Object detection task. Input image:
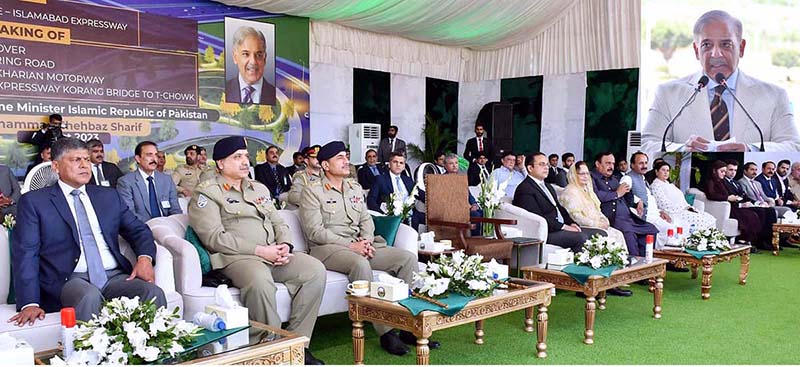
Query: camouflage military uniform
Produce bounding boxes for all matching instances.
[189,175,325,339]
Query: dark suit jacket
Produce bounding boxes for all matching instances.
[225,77,276,105]
[367,172,416,212]
[30,128,63,152]
[723,178,752,205]
[755,173,785,200]
[377,137,407,164]
[254,163,292,198]
[591,170,637,226]
[357,164,383,191]
[87,161,124,188]
[12,184,156,312]
[467,163,493,186]
[0,164,20,215]
[463,136,494,163]
[513,176,574,232]
[545,166,567,187]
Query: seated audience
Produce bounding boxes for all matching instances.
[739,162,790,216]
[467,152,492,186]
[545,153,566,187]
[785,162,800,204]
[0,164,20,217]
[367,152,424,229]
[116,141,183,223]
[723,160,776,251]
[558,161,626,246]
[491,151,526,197]
[300,141,436,356]
[612,158,628,180]
[172,145,203,198]
[287,145,322,207]
[649,160,716,234]
[156,150,168,174]
[10,138,165,325]
[189,136,326,365]
[756,161,792,207]
[705,160,764,251]
[254,145,293,199]
[628,152,672,249]
[26,145,52,177]
[86,139,123,188]
[443,153,482,235]
[357,149,382,191]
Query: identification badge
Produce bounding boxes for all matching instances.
[161,200,171,209]
[100,180,110,187]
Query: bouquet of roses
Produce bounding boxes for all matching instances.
[383,184,419,222]
[412,250,497,298]
[683,227,730,252]
[574,234,630,269]
[67,297,201,365]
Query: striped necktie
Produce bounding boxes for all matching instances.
[711,85,730,141]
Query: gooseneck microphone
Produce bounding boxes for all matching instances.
[714,73,764,152]
[661,75,709,152]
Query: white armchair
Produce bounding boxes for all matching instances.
[494,197,562,269]
[687,188,739,237]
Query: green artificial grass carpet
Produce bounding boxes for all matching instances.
[308,249,800,364]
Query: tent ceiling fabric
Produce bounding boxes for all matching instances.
[218,0,579,50]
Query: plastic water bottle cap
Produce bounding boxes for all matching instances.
[215,319,226,331]
[667,229,674,237]
[61,307,76,327]
[677,227,683,234]
[646,234,654,244]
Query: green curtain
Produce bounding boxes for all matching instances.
[425,77,459,153]
[583,68,639,162]
[353,68,391,133]
[500,76,543,154]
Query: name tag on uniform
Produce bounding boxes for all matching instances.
[161,200,171,209]
[100,180,110,187]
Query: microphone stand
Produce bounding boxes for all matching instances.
[661,88,703,152]
[719,82,765,152]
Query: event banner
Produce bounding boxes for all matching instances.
[0,0,310,177]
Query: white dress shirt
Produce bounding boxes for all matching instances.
[389,172,407,199]
[58,180,119,272]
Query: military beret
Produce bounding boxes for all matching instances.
[303,145,320,158]
[213,136,248,161]
[184,144,201,155]
[317,141,347,162]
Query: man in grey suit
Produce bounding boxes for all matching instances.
[377,125,407,165]
[739,161,789,217]
[0,164,20,216]
[117,141,182,223]
[642,10,800,152]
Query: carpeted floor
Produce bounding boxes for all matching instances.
[307,248,799,364]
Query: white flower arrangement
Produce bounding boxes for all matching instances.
[412,250,497,298]
[574,234,630,269]
[683,228,730,252]
[2,213,14,230]
[476,170,510,236]
[68,296,200,365]
[383,184,419,222]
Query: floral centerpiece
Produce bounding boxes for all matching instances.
[2,213,14,231]
[682,228,730,252]
[476,170,510,237]
[382,184,419,224]
[411,250,496,298]
[574,234,630,269]
[67,296,201,365]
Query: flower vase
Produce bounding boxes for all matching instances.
[482,207,495,238]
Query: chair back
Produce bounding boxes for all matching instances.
[425,174,469,242]
[22,162,57,194]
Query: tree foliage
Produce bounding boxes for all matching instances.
[772,49,800,68]
[406,115,456,163]
[651,21,692,62]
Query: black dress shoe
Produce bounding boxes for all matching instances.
[635,279,650,286]
[781,242,799,249]
[398,330,441,349]
[666,263,689,272]
[606,287,632,297]
[304,349,325,365]
[749,246,760,254]
[380,331,410,356]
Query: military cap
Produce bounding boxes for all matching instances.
[213,136,248,161]
[184,144,201,155]
[303,145,320,158]
[317,141,347,162]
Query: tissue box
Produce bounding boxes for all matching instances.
[0,337,33,365]
[547,249,574,266]
[488,260,509,280]
[370,282,408,302]
[419,241,445,252]
[205,304,249,329]
[501,227,523,238]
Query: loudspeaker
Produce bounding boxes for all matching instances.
[477,102,513,158]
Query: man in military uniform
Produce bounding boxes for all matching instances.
[172,145,203,198]
[287,145,321,207]
[299,141,439,356]
[190,136,326,365]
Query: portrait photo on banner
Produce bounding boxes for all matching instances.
[224,17,276,106]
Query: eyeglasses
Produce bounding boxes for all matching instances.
[533,162,548,167]
[577,172,590,176]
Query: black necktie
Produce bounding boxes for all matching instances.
[272,166,282,194]
[147,176,161,218]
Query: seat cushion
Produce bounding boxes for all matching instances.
[464,238,513,261]
[185,226,212,275]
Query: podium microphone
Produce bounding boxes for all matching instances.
[661,75,709,152]
[714,73,764,152]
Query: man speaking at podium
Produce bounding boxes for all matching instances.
[642,10,799,152]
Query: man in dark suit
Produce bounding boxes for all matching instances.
[86,139,123,188]
[464,123,494,164]
[10,138,165,325]
[225,26,275,105]
[287,151,305,177]
[467,153,492,186]
[545,153,567,187]
[357,149,383,191]
[377,125,407,165]
[755,161,789,206]
[0,164,21,217]
[116,141,183,223]
[254,145,292,199]
[592,152,658,259]
[367,152,423,229]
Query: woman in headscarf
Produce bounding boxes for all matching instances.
[558,161,626,246]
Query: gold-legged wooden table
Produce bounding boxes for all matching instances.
[35,321,307,365]
[772,223,800,255]
[654,245,750,300]
[348,279,553,365]
[521,258,666,345]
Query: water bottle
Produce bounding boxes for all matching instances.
[645,234,654,263]
[193,312,226,332]
[666,228,675,247]
[61,307,76,359]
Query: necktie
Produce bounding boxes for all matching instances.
[70,190,108,288]
[243,86,255,104]
[539,182,564,223]
[96,164,105,184]
[147,176,161,218]
[477,137,483,152]
[711,85,730,141]
[750,180,764,201]
[370,166,378,176]
[480,165,488,177]
[395,176,407,200]
[390,139,395,153]
[271,166,282,194]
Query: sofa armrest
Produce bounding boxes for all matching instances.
[153,244,176,294]
[393,223,418,256]
[697,199,732,231]
[496,202,548,243]
[149,228,203,294]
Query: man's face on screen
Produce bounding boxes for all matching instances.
[693,19,745,79]
[233,35,266,86]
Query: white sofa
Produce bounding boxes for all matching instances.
[494,197,562,268]
[687,188,740,238]
[0,230,183,352]
[147,212,419,322]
